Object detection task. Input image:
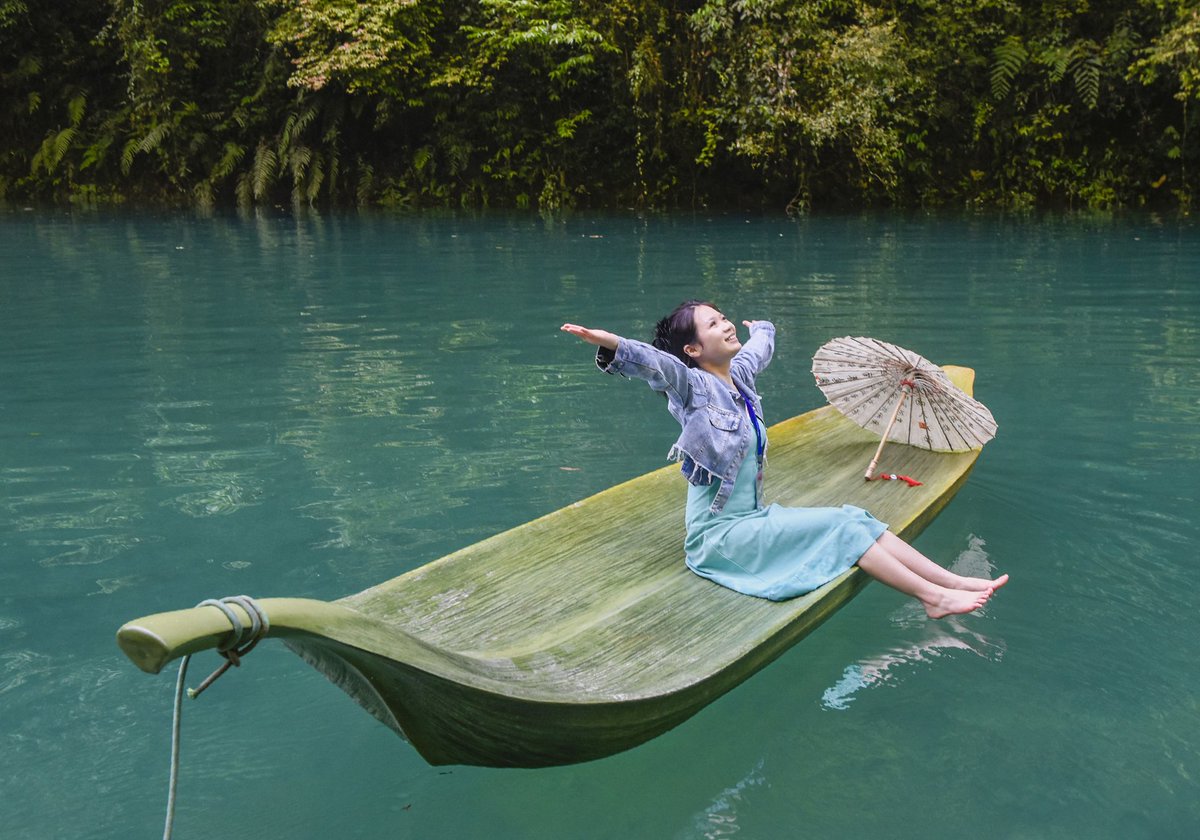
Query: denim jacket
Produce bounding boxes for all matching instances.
[596,321,776,514]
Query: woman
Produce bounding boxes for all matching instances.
[561,300,1007,618]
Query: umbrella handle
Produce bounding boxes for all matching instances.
[865,385,911,480]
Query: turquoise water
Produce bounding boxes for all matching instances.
[2,210,1198,838]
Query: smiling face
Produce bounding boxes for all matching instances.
[684,305,741,368]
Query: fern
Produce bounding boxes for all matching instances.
[356,161,375,206]
[210,142,245,182]
[447,140,471,176]
[193,180,215,209]
[136,122,172,155]
[993,36,1101,108]
[304,154,324,205]
[120,137,140,175]
[1042,45,1071,84]
[320,118,341,199]
[252,141,277,200]
[279,112,298,151]
[413,146,433,173]
[991,36,1028,100]
[327,149,340,199]
[276,105,318,161]
[49,127,76,171]
[67,92,87,127]
[289,144,313,185]
[294,105,318,141]
[1069,42,1101,109]
[32,126,76,174]
[81,137,112,172]
[29,138,47,175]
[235,172,253,206]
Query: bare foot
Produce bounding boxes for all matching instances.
[953,572,1009,592]
[923,587,991,619]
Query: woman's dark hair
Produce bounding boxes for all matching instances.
[652,299,714,368]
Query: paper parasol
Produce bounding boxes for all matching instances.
[811,336,998,481]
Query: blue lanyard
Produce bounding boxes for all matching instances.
[736,385,765,463]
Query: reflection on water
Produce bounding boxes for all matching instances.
[822,536,1006,711]
[3,482,152,568]
[679,759,767,840]
[87,575,144,596]
[0,649,54,697]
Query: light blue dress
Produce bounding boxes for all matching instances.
[684,410,888,601]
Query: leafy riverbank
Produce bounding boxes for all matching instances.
[3,0,1197,211]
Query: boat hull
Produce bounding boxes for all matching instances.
[284,568,878,767]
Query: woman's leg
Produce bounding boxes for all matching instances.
[857,541,992,619]
[876,531,1009,592]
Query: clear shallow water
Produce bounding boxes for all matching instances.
[1,210,1198,838]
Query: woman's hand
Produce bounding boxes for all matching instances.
[742,319,766,330]
[560,323,619,350]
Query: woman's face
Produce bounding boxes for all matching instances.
[685,305,741,366]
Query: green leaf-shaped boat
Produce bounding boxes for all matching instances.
[117,367,985,768]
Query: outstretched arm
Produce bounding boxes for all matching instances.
[561,322,692,404]
[560,323,618,350]
[731,319,775,385]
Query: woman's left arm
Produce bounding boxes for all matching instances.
[731,320,775,384]
[560,323,618,351]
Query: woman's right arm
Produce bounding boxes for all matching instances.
[560,323,691,403]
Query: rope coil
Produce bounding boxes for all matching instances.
[163,595,269,840]
[187,595,271,698]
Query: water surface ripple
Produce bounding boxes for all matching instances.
[1,211,1197,838]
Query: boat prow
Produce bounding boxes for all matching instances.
[117,366,986,768]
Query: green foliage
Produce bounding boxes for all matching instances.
[961,0,1200,207]
[1131,4,1200,101]
[683,0,922,205]
[462,0,616,85]
[1,0,1198,208]
[265,0,440,97]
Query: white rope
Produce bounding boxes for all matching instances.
[164,653,189,840]
[163,596,270,840]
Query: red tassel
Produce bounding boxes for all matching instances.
[871,473,923,487]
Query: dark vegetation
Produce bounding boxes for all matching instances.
[3,0,1197,211]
